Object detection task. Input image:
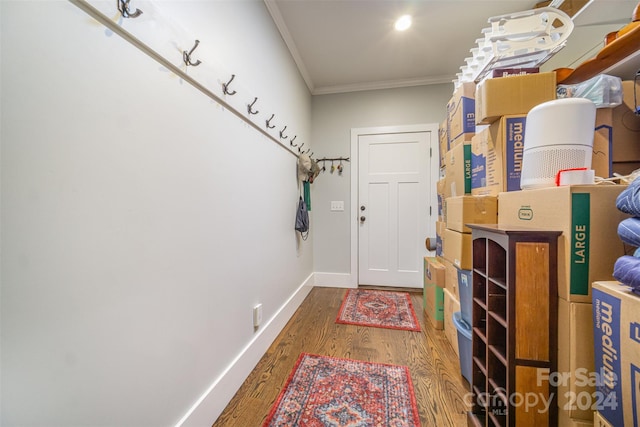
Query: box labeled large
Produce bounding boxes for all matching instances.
[471,115,527,196]
[447,82,476,147]
[444,142,471,197]
[592,281,640,427]
[498,185,629,302]
[557,298,596,421]
[423,257,446,330]
[442,228,472,270]
[445,195,498,233]
[475,72,556,125]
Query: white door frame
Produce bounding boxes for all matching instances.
[350,123,440,288]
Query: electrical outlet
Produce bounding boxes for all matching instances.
[330,201,344,211]
[253,304,263,328]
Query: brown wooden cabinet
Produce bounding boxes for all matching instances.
[467,225,561,427]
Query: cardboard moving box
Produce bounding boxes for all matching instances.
[592,281,640,427]
[498,185,629,302]
[436,220,445,258]
[475,72,556,125]
[471,115,527,196]
[447,82,476,147]
[558,298,596,421]
[441,257,460,300]
[444,142,471,197]
[442,228,472,270]
[437,178,447,221]
[445,195,498,233]
[592,80,640,178]
[439,120,448,167]
[593,108,613,179]
[423,257,446,330]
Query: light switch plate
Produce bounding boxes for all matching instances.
[330,201,344,211]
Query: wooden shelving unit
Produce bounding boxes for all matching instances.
[467,225,561,427]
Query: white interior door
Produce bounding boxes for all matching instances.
[358,131,430,288]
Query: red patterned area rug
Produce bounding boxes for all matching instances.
[263,353,421,427]
[336,289,421,332]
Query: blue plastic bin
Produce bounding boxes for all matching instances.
[453,311,472,384]
[457,268,473,326]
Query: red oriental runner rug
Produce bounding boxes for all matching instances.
[336,289,421,332]
[263,353,421,426]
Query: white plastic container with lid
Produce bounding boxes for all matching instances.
[520,98,596,190]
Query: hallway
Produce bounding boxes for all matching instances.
[213,286,470,426]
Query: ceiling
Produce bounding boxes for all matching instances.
[264,0,638,95]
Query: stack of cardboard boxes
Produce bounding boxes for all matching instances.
[471,72,556,196]
[435,82,474,356]
[429,71,639,426]
[435,74,558,358]
[499,184,629,426]
[494,77,637,427]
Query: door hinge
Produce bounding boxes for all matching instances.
[430,147,432,158]
[429,206,432,216]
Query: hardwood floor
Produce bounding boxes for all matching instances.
[212,286,470,426]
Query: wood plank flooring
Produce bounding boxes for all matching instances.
[212,286,470,426]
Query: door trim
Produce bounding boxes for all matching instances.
[350,124,440,288]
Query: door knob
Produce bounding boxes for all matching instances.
[360,216,366,222]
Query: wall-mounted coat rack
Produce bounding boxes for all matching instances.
[69,0,305,160]
[315,157,349,175]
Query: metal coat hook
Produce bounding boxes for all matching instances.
[247,97,259,115]
[266,114,275,129]
[297,143,305,153]
[304,148,311,154]
[223,74,237,95]
[290,135,298,147]
[118,0,143,18]
[279,126,288,140]
[183,40,202,67]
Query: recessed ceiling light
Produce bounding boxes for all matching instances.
[394,14,412,31]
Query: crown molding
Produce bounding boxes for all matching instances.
[263,0,315,93]
[311,75,455,95]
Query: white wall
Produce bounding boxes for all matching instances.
[0,1,312,426]
[310,85,452,281]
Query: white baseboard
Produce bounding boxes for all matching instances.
[313,272,356,288]
[177,274,314,427]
